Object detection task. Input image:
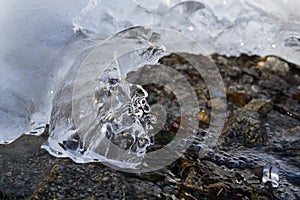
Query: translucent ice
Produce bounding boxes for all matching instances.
[0,0,87,143]
[42,25,217,171]
[262,164,280,188]
[43,36,167,168]
[74,0,300,64]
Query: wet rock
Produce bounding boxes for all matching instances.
[239,99,272,115]
[214,55,228,66]
[289,126,300,135]
[227,91,250,106]
[35,163,127,199]
[175,157,262,199]
[251,85,260,93]
[123,178,162,198]
[0,134,55,198]
[258,74,289,94]
[242,74,254,84]
[5,172,12,177]
[257,56,290,76]
[227,66,242,77]
[224,112,268,147]
[286,171,300,187]
[242,68,260,79]
[34,160,163,199]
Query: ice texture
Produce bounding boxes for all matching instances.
[42,25,212,171]
[262,164,280,188]
[73,0,300,64]
[42,31,169,168]
[1,0,300,167]
[0,0,88,143]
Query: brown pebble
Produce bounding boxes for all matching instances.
[198,109,210,124]
[227,91,250,106]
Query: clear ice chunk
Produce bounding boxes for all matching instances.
[0,0,86,144]
[1,0,300,172]
[41,27,172,169]
[73,0,300,65]
[42,25,216,171]
[262,164,280,188]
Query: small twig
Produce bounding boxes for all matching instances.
[273,104,300,121]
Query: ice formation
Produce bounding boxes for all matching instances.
[262,164,280,188]
[72,0,300,64]
[0,0,87,143]
[1,0,300,168]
